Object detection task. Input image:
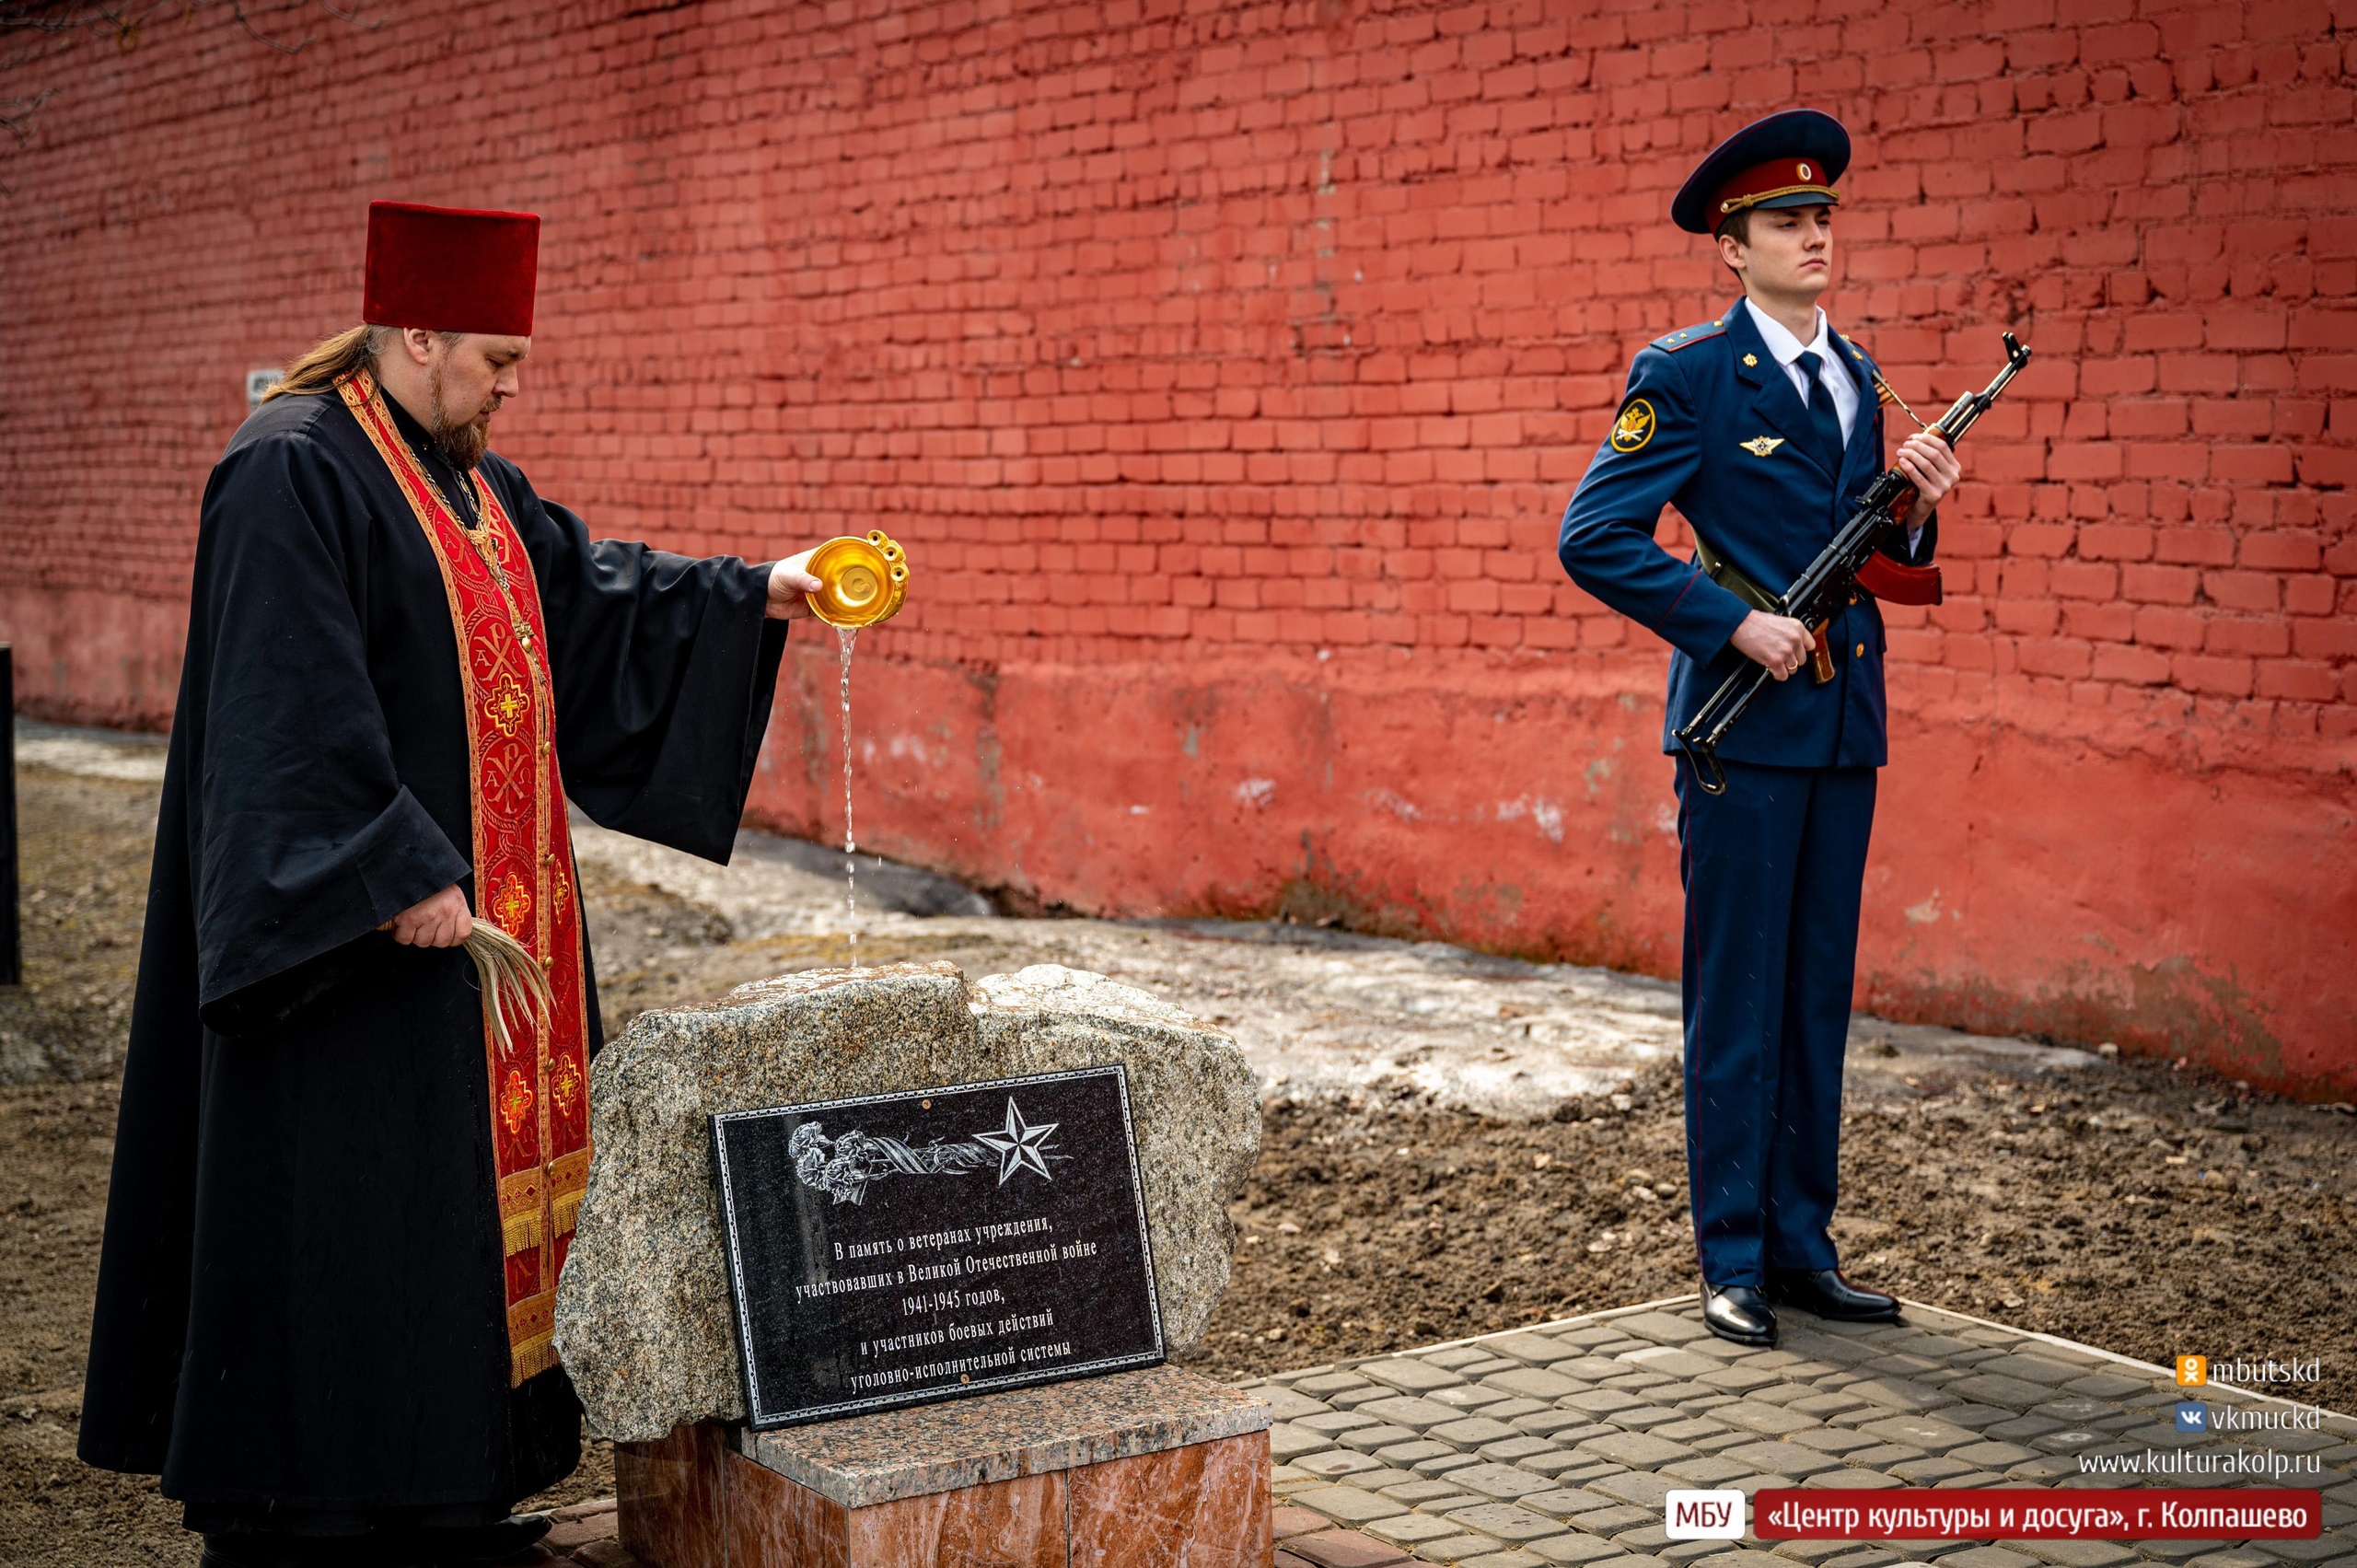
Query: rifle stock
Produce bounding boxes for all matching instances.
[1673,331,2034,796]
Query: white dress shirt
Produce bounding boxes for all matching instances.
[1742,296,1923,549]
[1745,297,1858,444]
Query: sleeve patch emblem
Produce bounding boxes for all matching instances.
[1610,399,1656,453]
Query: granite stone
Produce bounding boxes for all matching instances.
[556,961,1260,1439]
[968,964,1263,1348]
[1066,1434,1273,1566]
[714,1423,1270,1567]
[738,1364,1268,1507]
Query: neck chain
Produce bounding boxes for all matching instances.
[396,424,506,589]
[368,373,481,529]
[406,436,482,530]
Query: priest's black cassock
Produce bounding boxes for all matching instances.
[78,384,786,1519]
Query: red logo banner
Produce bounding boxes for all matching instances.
[1754,1489,2321,1541]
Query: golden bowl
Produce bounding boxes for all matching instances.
[803,529,910,628]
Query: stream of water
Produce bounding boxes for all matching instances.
[838,625,859,969]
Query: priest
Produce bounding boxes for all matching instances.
[78,201,829,1568]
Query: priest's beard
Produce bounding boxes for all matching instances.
[427,365,498,470]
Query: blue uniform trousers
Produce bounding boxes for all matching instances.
[1674,756,1876,1286]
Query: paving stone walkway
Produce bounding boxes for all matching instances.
[515,1295,2350,1568]
[1248,1295,2357,1568]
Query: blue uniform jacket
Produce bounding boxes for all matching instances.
[1557,301,1936,769]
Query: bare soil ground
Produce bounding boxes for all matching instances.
[4,757,2351,1565]
[1207,1069,2356,1411]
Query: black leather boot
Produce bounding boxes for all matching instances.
[1766,1266,1900,1322]
[1701,1283,1777,1345]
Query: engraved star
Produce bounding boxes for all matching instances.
[972,1099,1059,1186]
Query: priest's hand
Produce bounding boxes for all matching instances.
[389,884,473,947]
[766,552,825,620]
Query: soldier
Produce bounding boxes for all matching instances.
[1556,110,1961,1346]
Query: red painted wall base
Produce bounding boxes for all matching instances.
[6,587,2346,1098]
[752,640,2355,1101]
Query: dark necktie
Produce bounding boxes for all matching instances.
[1796,350,1846,473]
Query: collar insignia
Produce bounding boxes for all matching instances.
[1739,436,1786,457]
[1742,353,1759,367]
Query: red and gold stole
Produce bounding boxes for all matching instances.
[339,371,592,1386]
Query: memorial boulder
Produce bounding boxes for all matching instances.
[553,961,1260,1444]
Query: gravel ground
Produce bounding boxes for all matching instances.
[3,735,2351,1566]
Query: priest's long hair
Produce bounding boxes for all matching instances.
[263,323,460,402]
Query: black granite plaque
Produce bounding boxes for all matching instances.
[711,1066,1165,1429]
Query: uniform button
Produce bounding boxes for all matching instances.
[1855,643,1866,657]
[1848,593,1858,605]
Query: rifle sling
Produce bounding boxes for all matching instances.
[1694,534,1836,683]
[1692,535,1781,614]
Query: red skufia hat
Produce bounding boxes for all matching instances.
[363,200,540,336]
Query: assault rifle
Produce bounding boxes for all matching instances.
[1673,331,2034,796]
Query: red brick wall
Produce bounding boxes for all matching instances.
[3,0,2352,1093]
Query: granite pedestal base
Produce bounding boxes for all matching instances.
[616,1365,1273,1568]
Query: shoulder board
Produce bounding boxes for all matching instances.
[1650,320,1726,354]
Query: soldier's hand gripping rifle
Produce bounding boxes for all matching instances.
[1672,331,2035,796]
